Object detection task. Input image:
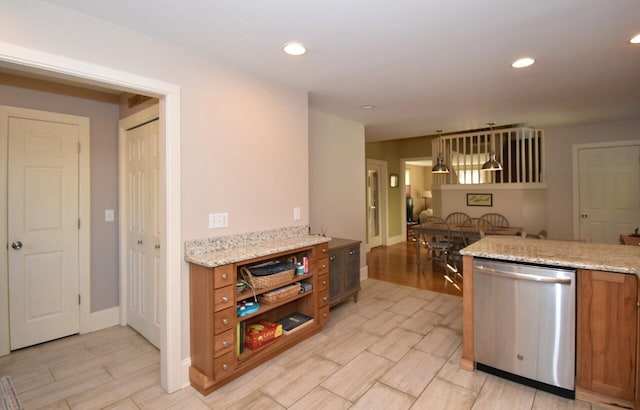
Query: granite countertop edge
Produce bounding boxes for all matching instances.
[460,236,640,277]
[186,235,331,268]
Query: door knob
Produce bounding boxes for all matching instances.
[581,213,588,219]
[11,241,22,250]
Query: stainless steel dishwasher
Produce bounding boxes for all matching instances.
[473,258,576,398]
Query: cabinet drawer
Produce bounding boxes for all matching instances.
[316,243,329,257]
[315,257,329,275]
[213,351,235,381]
[213,286,234,312]
[317,273,329,293]
[214,307,235,334]
[318,288,330,308]
[318,305,330,326]
[213,329,235,357]
[213,265,234,289]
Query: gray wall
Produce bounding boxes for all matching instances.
[0,73,120,312]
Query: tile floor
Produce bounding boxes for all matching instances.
[0,279,609,409]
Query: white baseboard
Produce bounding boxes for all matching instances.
[360,265,368,281]
[181,357,191,389]
[386,235,404,246]
[88,306,120,333]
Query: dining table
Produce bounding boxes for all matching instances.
[413,223,523,266]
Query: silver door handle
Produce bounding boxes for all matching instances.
[11,241,22,250]
[581,213,588,219]
[475,266,572,285]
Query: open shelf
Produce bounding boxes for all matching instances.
[237,272,313,301]
[236,289,313,322]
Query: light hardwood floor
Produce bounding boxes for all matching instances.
[1,276,603,409]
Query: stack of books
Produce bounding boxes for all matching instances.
[276,312,314,335]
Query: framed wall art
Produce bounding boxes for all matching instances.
[467,193,493,207]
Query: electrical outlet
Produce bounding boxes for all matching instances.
[209,213,229,229]
[105,209,114,222]
[293,207,301,221]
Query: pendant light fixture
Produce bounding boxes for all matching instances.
[432,130,450,174]
[481,122,503,172]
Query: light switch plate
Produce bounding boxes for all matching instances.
[293,207,301,221]
[209,213,229,229]
[105,209,114,222]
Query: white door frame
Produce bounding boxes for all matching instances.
[117,105,160,330]
[572,139,640,241]
[0,105,90,353]
[0,42,183,393]
[366,159,388,251]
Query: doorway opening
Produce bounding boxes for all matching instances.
[0,44,183,393]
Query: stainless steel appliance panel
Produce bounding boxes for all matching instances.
[473,258,576,391]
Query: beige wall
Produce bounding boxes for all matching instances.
[437,186,547,235]
[1,0,310,359]
[0,73,120,313]
[544,118,640,240]
[309,108,366,269]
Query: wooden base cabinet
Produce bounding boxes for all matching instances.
[577,269,638,407]
[328,238,361,307]
[188,242,329,395]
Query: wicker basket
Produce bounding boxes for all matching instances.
[258,283,301,304]
[240,266,294,290]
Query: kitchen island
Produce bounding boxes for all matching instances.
[460,236,640,409]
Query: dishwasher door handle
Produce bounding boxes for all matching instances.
[475,266,572,285]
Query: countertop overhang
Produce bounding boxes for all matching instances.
[460,236,640,277]
[184,226,331,268]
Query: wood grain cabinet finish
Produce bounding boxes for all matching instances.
[577,269,638,404]
[328,238,361,307]
[188,242,328,395]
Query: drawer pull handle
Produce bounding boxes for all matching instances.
[323,297,328,302]
[322,280,327,285]
[222,364,228,370]
[222,340,229,347]
[322,248,327,253]
[221,296,229,303]
[221,273,228,280]
[323,313,328,318]
[322,264,327,269]
[222,319,229,325]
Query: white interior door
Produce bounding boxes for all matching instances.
[8,116,80,350]
[367,163,383,248]
[125,118,161,348]
[578,144,640,244]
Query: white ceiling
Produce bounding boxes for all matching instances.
[44,0,640,141]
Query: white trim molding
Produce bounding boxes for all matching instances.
[89,307,121,332]
[0,41,184,393]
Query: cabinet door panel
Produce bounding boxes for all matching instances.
[345,246,360,292]
[328,251,343,300]
[577,270,637,401]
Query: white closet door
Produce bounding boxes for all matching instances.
[8,116,80,349]
[126,119,160,348]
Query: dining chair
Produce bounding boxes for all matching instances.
[480,213,509,227]
[419,219,453,271]
[445,212,471,225]
[465,217,496,236]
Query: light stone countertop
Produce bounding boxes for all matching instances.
[185,226,331,268]
[460,236,640,277]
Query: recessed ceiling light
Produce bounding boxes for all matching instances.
[282,42,306,56]
[512,57,536,68]
[360,105,376,110]
[630,34,640,44]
